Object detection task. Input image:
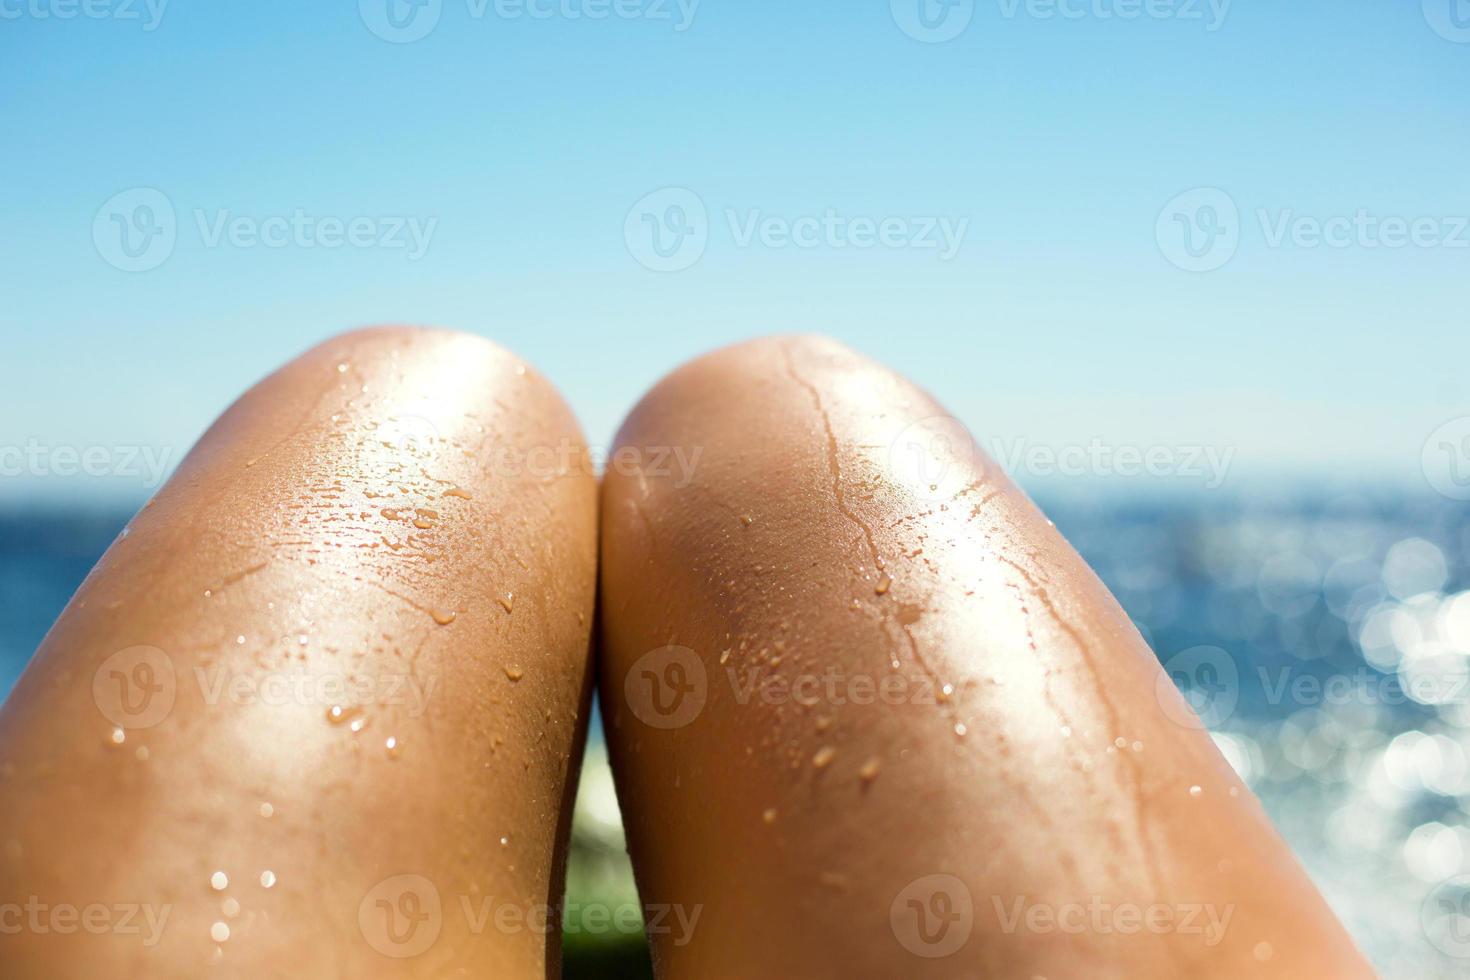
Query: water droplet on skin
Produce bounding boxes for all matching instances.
[498,594,515,614]
[260,870,276,888]
[954,722,968,737]
[762,808,778,825]
[259,802,273,818]
[859,758,882,784]
[431,609,456,626]
[504,666,524,682]
[349,717,367,733]
[385,736,399,758]
[297,634,309,647]
[812,747,836,769]
[327,705,363,725]
[1060,725,1072,737]
[211,922,230,942]
[1114,737,1127,749]
[499,836,509,847]
[443,487,472,500]
[874,574,891,596]
[235,635,245,645]
[1189,785,1203,797]
[222,897,240,917]
[337,362,349,374]
[110,728,126,746]
[1131,741,1143,752]
[740,514,754,526]
[210,871,228,891]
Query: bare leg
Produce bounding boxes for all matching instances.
[597,336,1373,978]
[0,327,597,977]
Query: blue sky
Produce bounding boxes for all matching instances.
[2,0,1467,503]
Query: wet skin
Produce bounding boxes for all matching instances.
[597,336,1375,979]
[0,327,598,978]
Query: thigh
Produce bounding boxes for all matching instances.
[0,327,597,978]
[597,335,1372,978]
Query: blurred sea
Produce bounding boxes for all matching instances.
[2,489,1467,978]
